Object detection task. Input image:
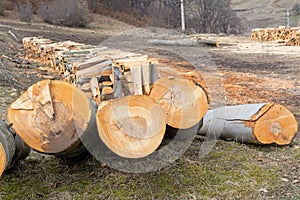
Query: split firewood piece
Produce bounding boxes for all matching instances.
[90,77,101,104]
[7,80,97,157]
[0,121,30,176]
[198,103,298,145]
[141,63,150,95]
[149,63,159,86]
[120,76,131,96]
[149,77,209,129]
[113,66,123,99]
[101,87,114,101]
[76,60,112,79]
[130,65,143,95]
[96,95,166,158]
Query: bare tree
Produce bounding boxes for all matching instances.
[186,0,244,34]
[37,0,89,27]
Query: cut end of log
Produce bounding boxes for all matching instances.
[0,143,6,176]
[8,80,92,154]
[149,78,209,129]
[96,95,166,158]
[252,104,298,145]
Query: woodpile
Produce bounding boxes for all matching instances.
[251,27,300,46]
[6,37,209,160]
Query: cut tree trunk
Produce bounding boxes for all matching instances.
[149,77,209,129]
[0,122,15,176]
[7,80,97,158]
[198,103,298,145]
[0,121,31,176]
[96,95,166,158]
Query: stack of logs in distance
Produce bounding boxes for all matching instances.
[251,27,300,46]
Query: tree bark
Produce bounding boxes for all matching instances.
[0,121,31,176]
[147,39,220,47]
[198,103,298,145]
[0,122,15,176]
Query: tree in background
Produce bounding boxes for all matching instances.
[292,3,300,15]
[186,0,244,34]
[89,0,244,34]
[146,0,181,28]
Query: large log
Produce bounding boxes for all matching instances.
[7,80,97,158]
[96,95,166,158]
[149,77,209,129]
[198,103,298,145]
[0,121,30,176]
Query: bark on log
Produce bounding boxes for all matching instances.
[0,122,15,176]
[0,121,30,176]
[149,77,209,129]
[198,103,298,145]
[147,39,220,47]
[113,66,123,99]
[7,80,97,158]
[96,95,166,158]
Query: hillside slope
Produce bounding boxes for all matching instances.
[231,0,300,29]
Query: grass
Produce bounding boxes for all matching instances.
[0,140,298,199]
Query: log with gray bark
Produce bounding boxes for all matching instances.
[147,39,220,47]
[198,103,298,145]
[0,121,30,176]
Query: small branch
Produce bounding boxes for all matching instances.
[8,31,19,42]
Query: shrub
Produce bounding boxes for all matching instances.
[87,0,101,12]
[0,1,9,16]
[292,3,300,15]
[37,0,89,27]
[15,3,33,22]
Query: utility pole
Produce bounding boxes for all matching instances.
[181,0,186,33]
[286,9,290,28]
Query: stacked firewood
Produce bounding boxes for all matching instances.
[251,27,300,46]
[21,37,162,103]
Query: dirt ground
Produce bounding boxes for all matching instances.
[0,15,299,200]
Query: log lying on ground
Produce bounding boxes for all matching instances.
[149,77,209,129]
[0,121,30,176]
[96,95,166,158]
[198,103,298,145]
[147,39,220,47]
[7,80,97,158]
